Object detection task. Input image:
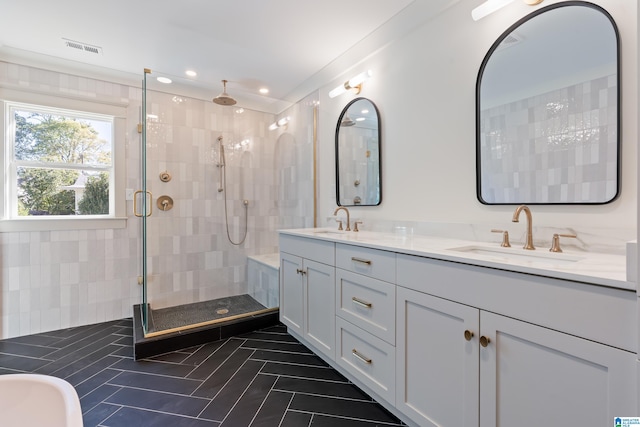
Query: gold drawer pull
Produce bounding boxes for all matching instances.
[352,297,372,308]
[351,257,372,265]
[352,349,372,364]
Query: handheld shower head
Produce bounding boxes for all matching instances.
[213,80,237,106]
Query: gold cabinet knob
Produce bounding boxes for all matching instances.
[480,336,490,347]
[464,330,474,341]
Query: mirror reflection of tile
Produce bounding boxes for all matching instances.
[480,75,617,203]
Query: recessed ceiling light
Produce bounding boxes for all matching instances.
[157,77,172,84]
[259,88,269,95]
[185,70,197,77]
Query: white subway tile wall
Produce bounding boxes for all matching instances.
[480,75,618,203]
[0,61,316,338]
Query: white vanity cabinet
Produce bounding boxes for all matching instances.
[280,235,336,360]
[334,244,397,403]
[279,230,637,427]
[396,254,637,427]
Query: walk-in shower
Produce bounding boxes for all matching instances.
[136,70,282,341]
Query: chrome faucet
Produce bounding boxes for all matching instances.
[334,206,351,231]
[512,205,535,250]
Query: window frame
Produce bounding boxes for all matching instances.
[0,89,127,232]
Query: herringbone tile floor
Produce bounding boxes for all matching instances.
[0,319,405,426]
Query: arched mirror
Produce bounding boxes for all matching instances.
[477,2,619,204]
[336,98,381,206]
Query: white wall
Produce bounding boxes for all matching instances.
[317,0,637,235]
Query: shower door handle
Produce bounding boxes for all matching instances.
[133,190,153,217]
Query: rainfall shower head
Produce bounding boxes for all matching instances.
[340,114,356,127]
[213,80,237,106]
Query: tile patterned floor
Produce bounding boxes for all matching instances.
[0,319,405,426]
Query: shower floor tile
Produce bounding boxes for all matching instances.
[149,294,269,333]
[0,320,407,427]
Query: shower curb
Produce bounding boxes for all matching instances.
[132,304,280,360]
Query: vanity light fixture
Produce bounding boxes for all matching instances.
[329,70,372,98]
[269,116,290,131]
[472,0,543,21]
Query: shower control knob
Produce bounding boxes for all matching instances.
[156,195,174,211]
[159,171,172,182]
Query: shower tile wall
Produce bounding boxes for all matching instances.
[480,75,617,203]
[338,127,378,205]
[0,61,315,338]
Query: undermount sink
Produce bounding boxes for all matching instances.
[449,245,584,265]
[311,229,380,240]
[312,229,347,236]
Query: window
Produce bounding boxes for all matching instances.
[8,102,113,217]
[0,91,127,232]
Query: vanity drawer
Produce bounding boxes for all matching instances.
[336,269,395,345]
[280,234,335,265]
[336,243,395,283]
[336,317,395,404]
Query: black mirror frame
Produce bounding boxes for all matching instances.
[475,1,621,205]
[335,97,382,207]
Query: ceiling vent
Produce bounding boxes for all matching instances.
[63,38,103,55]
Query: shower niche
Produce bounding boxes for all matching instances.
[133,69,294,358]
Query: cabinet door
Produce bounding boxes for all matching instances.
[280,253,303,336]
[480,311,637,427]
[396,287,479,427]
[304,259,336,359]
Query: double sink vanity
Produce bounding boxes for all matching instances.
[278,215,636,426]
[310,2,632,424]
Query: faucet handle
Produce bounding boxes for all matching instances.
[491,229,511,247]
[354,221,363,232]
[549,233,577,253]
[337,220,343,231]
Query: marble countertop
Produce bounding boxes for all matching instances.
[279,228,634,291]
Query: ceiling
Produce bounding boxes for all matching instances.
[0,0,456,113]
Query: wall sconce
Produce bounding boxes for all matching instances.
[269,116,290,131]
[472,0,542,21]
[329,70,373,98]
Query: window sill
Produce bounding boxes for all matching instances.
[0,217,127,232]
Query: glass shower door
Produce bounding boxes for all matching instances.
[139,69,150,334]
